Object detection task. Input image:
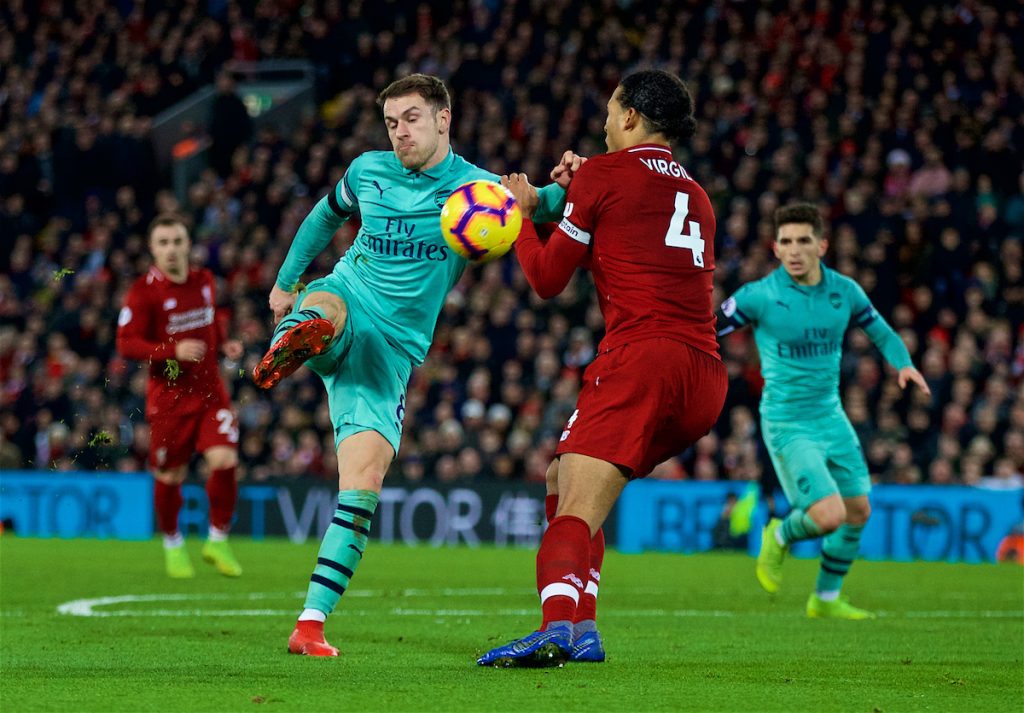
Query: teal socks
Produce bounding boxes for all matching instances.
[272,305,327,345]
[815,523,865,594]
[303,490,380,616]
[778,508,824,545]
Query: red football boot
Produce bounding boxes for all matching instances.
[287,620,339,657]
[253,318,335,389]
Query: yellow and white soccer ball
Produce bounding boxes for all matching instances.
[439,179,523,262]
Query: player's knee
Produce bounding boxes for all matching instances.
[339,464,387,492]
[153,468,186,485]
[204,447,238,471]
[846,501,871,526]
[812,502,846,534]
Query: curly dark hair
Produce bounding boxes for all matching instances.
[617,70,697,143]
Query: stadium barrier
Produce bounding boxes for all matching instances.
[7,472,1018,562]
[617,480,1024,564]
[0,471,153,539]
[0,473,622,547]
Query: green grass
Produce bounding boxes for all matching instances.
[1,538,1022,713]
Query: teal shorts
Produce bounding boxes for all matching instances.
[760,412,871,511]
[296,275,412,457]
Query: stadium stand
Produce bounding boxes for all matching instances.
[0,0,1020,489]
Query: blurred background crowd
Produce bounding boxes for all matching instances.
[1,0,1022,490]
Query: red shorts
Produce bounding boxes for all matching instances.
[555,338,727,478]
[149,402,239,470]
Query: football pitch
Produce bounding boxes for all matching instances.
[1,538,1021,713]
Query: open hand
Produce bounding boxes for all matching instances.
[898,366,931,396]
[500,173,539,219]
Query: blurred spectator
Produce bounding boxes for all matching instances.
[1,0,1019,490]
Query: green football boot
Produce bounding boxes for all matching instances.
[806,594,876,620]
[164,543,195,579]
[202,540,242,577]
[756,518,787,594]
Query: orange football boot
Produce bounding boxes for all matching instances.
[287,620,339,657]
[253,318,335,389]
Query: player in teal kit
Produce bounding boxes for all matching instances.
[717,203,930,619]
[252,74,580,656]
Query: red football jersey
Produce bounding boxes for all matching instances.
[530,144,719,356]
[116,266,230,419]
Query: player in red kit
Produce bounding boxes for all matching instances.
[116,215,244,579]
[478,70,727,667]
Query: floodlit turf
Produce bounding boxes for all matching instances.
[1,538,1021,713]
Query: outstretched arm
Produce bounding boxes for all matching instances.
[859,308,931,396]
[271,178,357,321]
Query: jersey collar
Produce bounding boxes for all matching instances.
[625,143,674,155]
[403,148,455,180]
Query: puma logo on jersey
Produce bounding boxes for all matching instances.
[372,180,393,199]
[775,300,790,310]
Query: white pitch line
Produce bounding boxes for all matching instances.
[51,591,1024,620]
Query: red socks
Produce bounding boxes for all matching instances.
[154,480,183,535]
[545,493,558,521]
[576,528,604,622]
[544,493,604,625]
[536,515,591,629]
[206,466,238,531]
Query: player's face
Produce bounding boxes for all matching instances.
[383,93,451,172]
[773,223,828,284]
[149,224,191,280]
[603,87,625,152]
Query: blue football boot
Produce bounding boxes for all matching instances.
[570,629,606,662]
[477,624,572,668]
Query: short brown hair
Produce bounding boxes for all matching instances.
[147,213,189,239]
[377,74,451,112]
[773,203,824,237]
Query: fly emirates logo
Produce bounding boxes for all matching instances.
[166,306,214,334]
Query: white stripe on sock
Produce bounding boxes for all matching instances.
[540,582,580,605]
[816,590,840,601]
[585,581,599,597]
[207,525,228,542]
[298,608,327,622]
[163,533,184,548]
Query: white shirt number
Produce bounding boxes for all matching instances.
[663,191,705,267]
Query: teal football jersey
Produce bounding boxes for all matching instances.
[722,265,912,421]
[277,149,566,364]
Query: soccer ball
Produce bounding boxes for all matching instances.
[439,180,523,262]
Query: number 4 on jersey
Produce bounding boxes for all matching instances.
[664,192,705,267]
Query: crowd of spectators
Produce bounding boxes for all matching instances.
[1,0,1022,491]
